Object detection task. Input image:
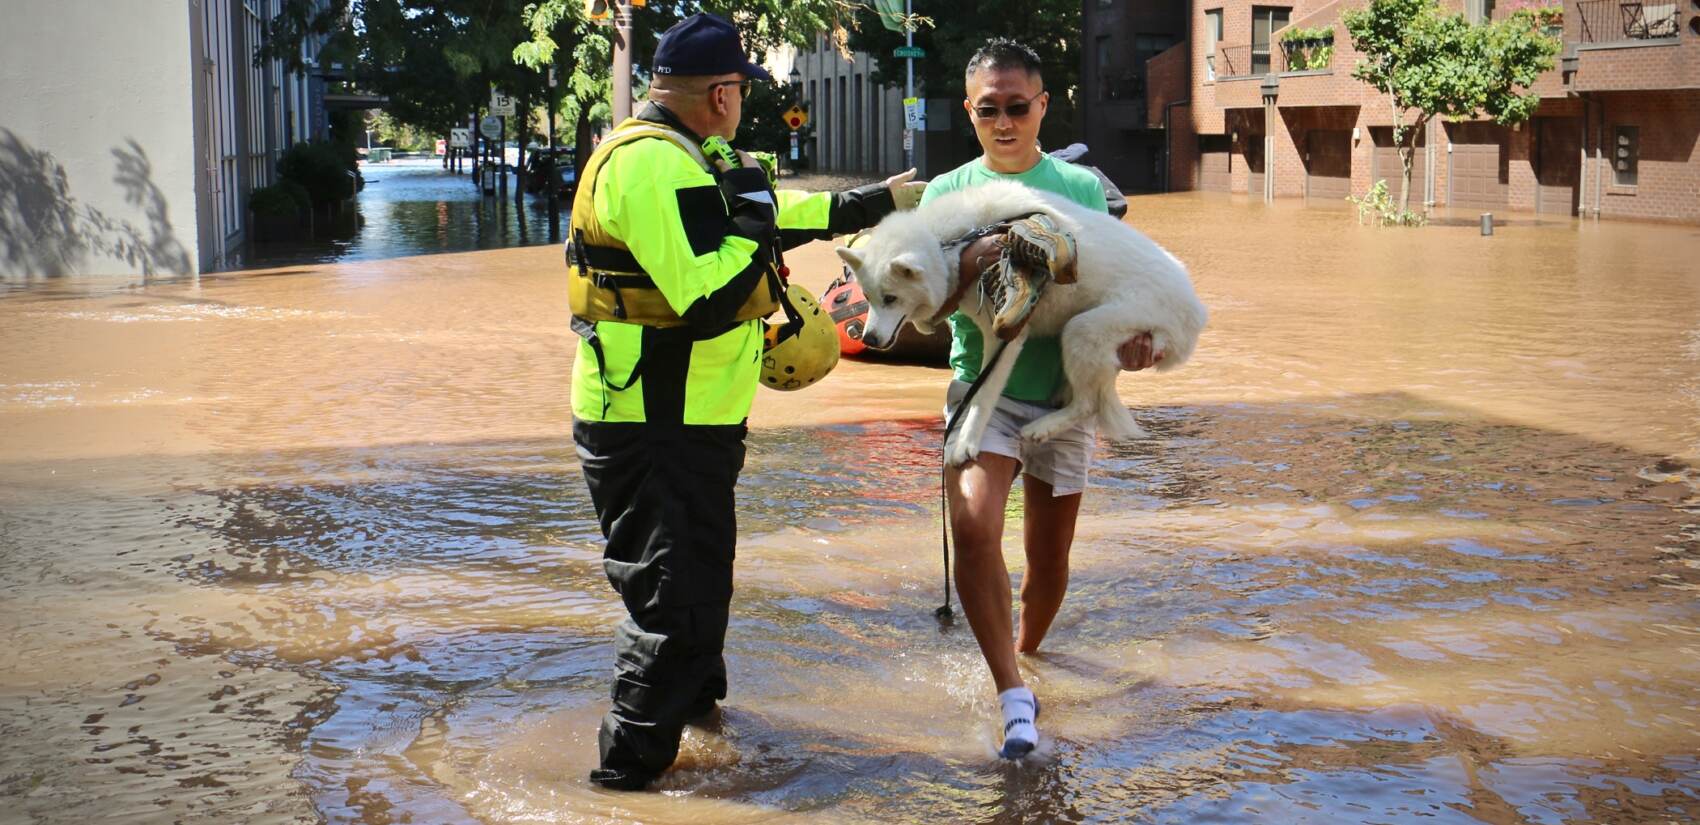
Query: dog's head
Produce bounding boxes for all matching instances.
[834,215,952,351]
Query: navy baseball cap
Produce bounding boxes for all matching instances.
[652,13,771,81]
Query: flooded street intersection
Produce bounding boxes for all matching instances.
[2,193,1698,823]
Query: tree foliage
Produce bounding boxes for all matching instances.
[261,1,861,170]
[1343,0,1560,216]
[845,0,1083,152]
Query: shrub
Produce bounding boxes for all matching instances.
[249,183,306,218]
[278,140,357,206]
[1347,180,1427,227]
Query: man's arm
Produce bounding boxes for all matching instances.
[773,168,921,249]
[599,140,777,335]
[773,184,893,249]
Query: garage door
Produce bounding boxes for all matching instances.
[1448,122,1508,210]
[1370,126,1427,206]
[1199,135,1230,192]
[1305,130,1352,202]
[1536,117,1581,215]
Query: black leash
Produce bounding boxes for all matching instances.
[926,214,1041,624]
[935,336,1010,624]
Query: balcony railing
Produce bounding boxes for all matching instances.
[1215,45,1258,78]
[1577,0,1680,43]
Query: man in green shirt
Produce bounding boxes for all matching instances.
[920,38,1163,759]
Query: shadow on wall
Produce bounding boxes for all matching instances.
[0,129,192,278]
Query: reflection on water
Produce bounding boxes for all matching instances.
[2,194,1699,823]
[247,159,565,267]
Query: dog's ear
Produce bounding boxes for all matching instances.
[834,246,865,271]
[890,256,923,281]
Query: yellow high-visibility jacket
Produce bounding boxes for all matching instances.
[570,103,894,426]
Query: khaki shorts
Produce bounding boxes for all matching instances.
[944,380,1094,496]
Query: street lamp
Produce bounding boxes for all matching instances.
[785,66,804,177]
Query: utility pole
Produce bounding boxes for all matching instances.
[548,64,560,243]
[498,112,508,198]
[903,0,915,171]
[612,1,632,123]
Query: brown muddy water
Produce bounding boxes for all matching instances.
[3,193,1699,824]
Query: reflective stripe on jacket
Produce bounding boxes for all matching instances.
[570,102,897,426]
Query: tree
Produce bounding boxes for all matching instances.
[515,1,858,167]
[1343,0,1561,218]
[737,80,811,160]
[846,0,1084,153]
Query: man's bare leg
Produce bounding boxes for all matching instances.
[1015,474,1081,654]
[946,453,1024,692]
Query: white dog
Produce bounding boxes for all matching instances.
[835,180,1206,467]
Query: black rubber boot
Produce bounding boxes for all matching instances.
[588,767,657,791]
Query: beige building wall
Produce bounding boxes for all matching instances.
[790,36,914,177]
[1,0,201,278]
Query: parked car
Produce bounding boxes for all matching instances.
[524,147,577,198]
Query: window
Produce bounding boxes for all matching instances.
[1614,125,1639,186]
[1096,36,1113,100]
[1466,0,1497,23]
[870,85,881,169]
[1252,7,1291,75]
[1205,9,1223,81]
[821,81,831,168]
[838,76,847,169]
[853,75,864,171]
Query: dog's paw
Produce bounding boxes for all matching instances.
[1021,410,1078,445]
[945,436,981,467]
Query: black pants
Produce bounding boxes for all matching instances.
[574,418,746,782]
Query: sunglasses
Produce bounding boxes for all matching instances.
[971,93,1046,121]
[707,79,754,100]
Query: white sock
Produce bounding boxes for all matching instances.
[998,686,1039,758]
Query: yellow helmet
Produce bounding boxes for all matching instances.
[761,283,840,391]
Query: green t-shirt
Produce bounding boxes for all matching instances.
[918,153,1110,403]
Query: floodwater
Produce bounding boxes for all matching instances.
[3,193,1699,824]
[240,158,878,269]
[244,158,563,268]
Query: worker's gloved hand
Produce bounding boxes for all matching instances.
[883,168,927,210]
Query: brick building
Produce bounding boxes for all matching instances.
[1139,0,1700,222]
[1082,0,1190,191]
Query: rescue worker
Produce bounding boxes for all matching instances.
[567,13,922,791]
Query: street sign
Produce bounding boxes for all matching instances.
[435,139,446,156]
[587,0,642,22]
[783,104,809,131]
[893,45,925,59]
[480,116,503,140]
[789,132,799,161]
[490,90,516,116]
[903,130,913,153]
[449,128,471,148]
[903,97,925,130]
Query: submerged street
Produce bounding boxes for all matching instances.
[2,193,1698,823]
